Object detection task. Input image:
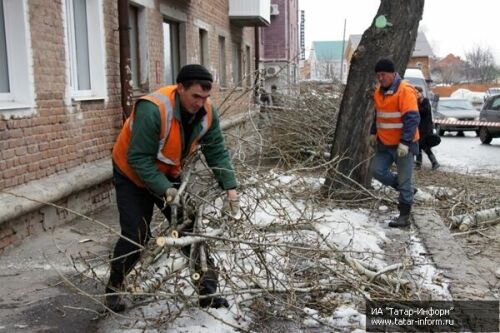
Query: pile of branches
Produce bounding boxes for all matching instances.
[414,169,500,231]
[257,82,342,169]
[65,83,433,331]
[67,151,419,332]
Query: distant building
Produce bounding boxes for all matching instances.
[259,0,300,93]
[344,32,434,79]
[309,40,348,83]
[432,54,467,84]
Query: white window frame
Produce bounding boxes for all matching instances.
[163,19,181,85]
[64,0,106,101]
[0,0,34,113]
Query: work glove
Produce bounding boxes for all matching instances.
[223,197,241,220]
[396,143,409,157]
[164,187,178,204]
[369,135,377,147]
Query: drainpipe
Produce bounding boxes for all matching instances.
[118,0,132,121]
[254,27,260,103]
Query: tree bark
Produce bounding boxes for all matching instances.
[324,0,425,195]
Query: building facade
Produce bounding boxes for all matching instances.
[309,40,348,83]
[0,0,265,250]
[258,0,299,93]
[344,32,434,80]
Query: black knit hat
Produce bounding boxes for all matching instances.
[176,64,213,83]
[374,58,395,73]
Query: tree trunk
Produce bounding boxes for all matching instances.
[323,0,424,196]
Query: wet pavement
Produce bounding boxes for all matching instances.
[0,203,120,332]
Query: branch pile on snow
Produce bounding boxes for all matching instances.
[257,83,341,168]
[55,82,437,331]
[449,206,500,231]
[84,155,415,331]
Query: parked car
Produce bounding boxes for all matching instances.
[478,94,500,144]
[450,88,485,110]
[433,98,480,136]
[484,87,500,101]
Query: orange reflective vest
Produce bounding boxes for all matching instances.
[112,85,213,187]
[374,80,420,146]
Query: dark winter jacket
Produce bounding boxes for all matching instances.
[418,97,433,141]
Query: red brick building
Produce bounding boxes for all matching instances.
[0,0,268,250]
[258,0,299,93]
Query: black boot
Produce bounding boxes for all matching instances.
[389,203,411,228]
[197,267,229,309]
[415,153,422,169]
[105,285,126,312]
[429,152,440,170]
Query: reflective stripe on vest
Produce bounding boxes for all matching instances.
[377,123,403,129]
[149,92,176,165]
[112,85,213,188]
[377,111,402,118]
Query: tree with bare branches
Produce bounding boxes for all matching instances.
[323,0,425,196]
[465,46,497,83]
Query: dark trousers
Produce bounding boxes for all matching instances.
[108,169,219,296]
[417,145,438,166]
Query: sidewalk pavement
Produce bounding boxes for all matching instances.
[0,201,120,333]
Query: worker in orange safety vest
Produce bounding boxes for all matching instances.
[369,58,420,228]
[106,64,239,312]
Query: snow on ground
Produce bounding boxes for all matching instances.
[408,235,451,299]
[98,172,451,332]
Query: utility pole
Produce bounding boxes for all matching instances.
[339,19,346,83]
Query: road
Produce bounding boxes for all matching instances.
[425,132,500,175]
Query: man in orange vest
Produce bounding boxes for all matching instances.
[106,64,239,312]
[370,58,420,228]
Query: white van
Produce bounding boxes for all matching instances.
[404,68,430,99]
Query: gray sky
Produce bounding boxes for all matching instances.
[299,0,500,63]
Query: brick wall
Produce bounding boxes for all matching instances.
[136,0,256,116]
[408,56,431,79]
[0,0,122,191]
[0,0,258,249]
[0,181,113,252]
[433,83,499,97]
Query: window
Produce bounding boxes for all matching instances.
[232,42,241,86]
[491,96,500,111]
[65,0,106,99]
[218,36,226,87]
[199,28,208,66]
[163,20,180,85]
[0,0,33,111]
[129,4,146,91]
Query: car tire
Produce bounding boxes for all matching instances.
[479,127,492,144]
[457,131,464,137]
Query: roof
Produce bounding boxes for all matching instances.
[348,32,433,57]
[311,41,346,61]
